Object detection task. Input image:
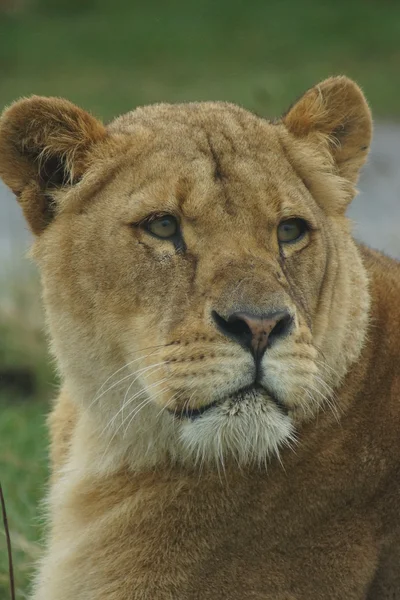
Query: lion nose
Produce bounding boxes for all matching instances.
[211,310,293,360]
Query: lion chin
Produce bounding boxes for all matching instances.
[177,385,295,468]
[1,76,400,600]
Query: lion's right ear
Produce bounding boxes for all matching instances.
[281,77,372,209]
[0,96,106,234]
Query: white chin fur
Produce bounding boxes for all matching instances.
[179,399,295,468]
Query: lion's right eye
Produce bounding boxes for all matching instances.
[277,218,308,244]
[145,215,179,239]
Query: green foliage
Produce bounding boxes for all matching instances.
[0,0,400,120]
[0,397,48,599]
[0,271,53,598]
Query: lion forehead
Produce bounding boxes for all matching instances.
[95,107,306,227]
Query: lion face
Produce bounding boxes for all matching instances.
[0,77,372,468]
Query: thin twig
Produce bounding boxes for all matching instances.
[0,483,15,600]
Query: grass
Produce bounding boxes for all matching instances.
[0,270,55,599]
[1,0,400,596]
[0,274,56,398]
[0,397,48,600]
[0,0,400,122]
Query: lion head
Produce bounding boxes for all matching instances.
[0,77,372,469]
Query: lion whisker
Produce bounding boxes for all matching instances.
[89,350,164,409]
[93,343,169,395]
[121,381,174,436]
[119,362,171,423]
[100,366,169,436]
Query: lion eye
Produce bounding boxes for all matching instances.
[146,215,178,239]
[277,218,308,243]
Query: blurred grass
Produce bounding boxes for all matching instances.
[1,0,400,121]
[1,0,400,597]
[0,273,56,399]
[0,397,48,599]
[0,271,54,599]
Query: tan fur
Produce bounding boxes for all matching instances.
[1,76,399,599]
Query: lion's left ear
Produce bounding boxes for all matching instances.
[282,76,372,188]
[0,96,106,235]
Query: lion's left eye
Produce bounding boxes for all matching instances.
[146,215,179,239]
[277,218,308,244]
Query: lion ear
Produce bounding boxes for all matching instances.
[0,96,106,235]
[282,76,372,188]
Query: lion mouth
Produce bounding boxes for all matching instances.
[170,384,288,421]
[174,401,219,420]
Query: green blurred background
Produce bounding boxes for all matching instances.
[0,0,400,597]
[2,0,400,119]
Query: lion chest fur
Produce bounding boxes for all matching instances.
[43,468,379,600]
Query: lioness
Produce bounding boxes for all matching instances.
[1,76,399,599]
